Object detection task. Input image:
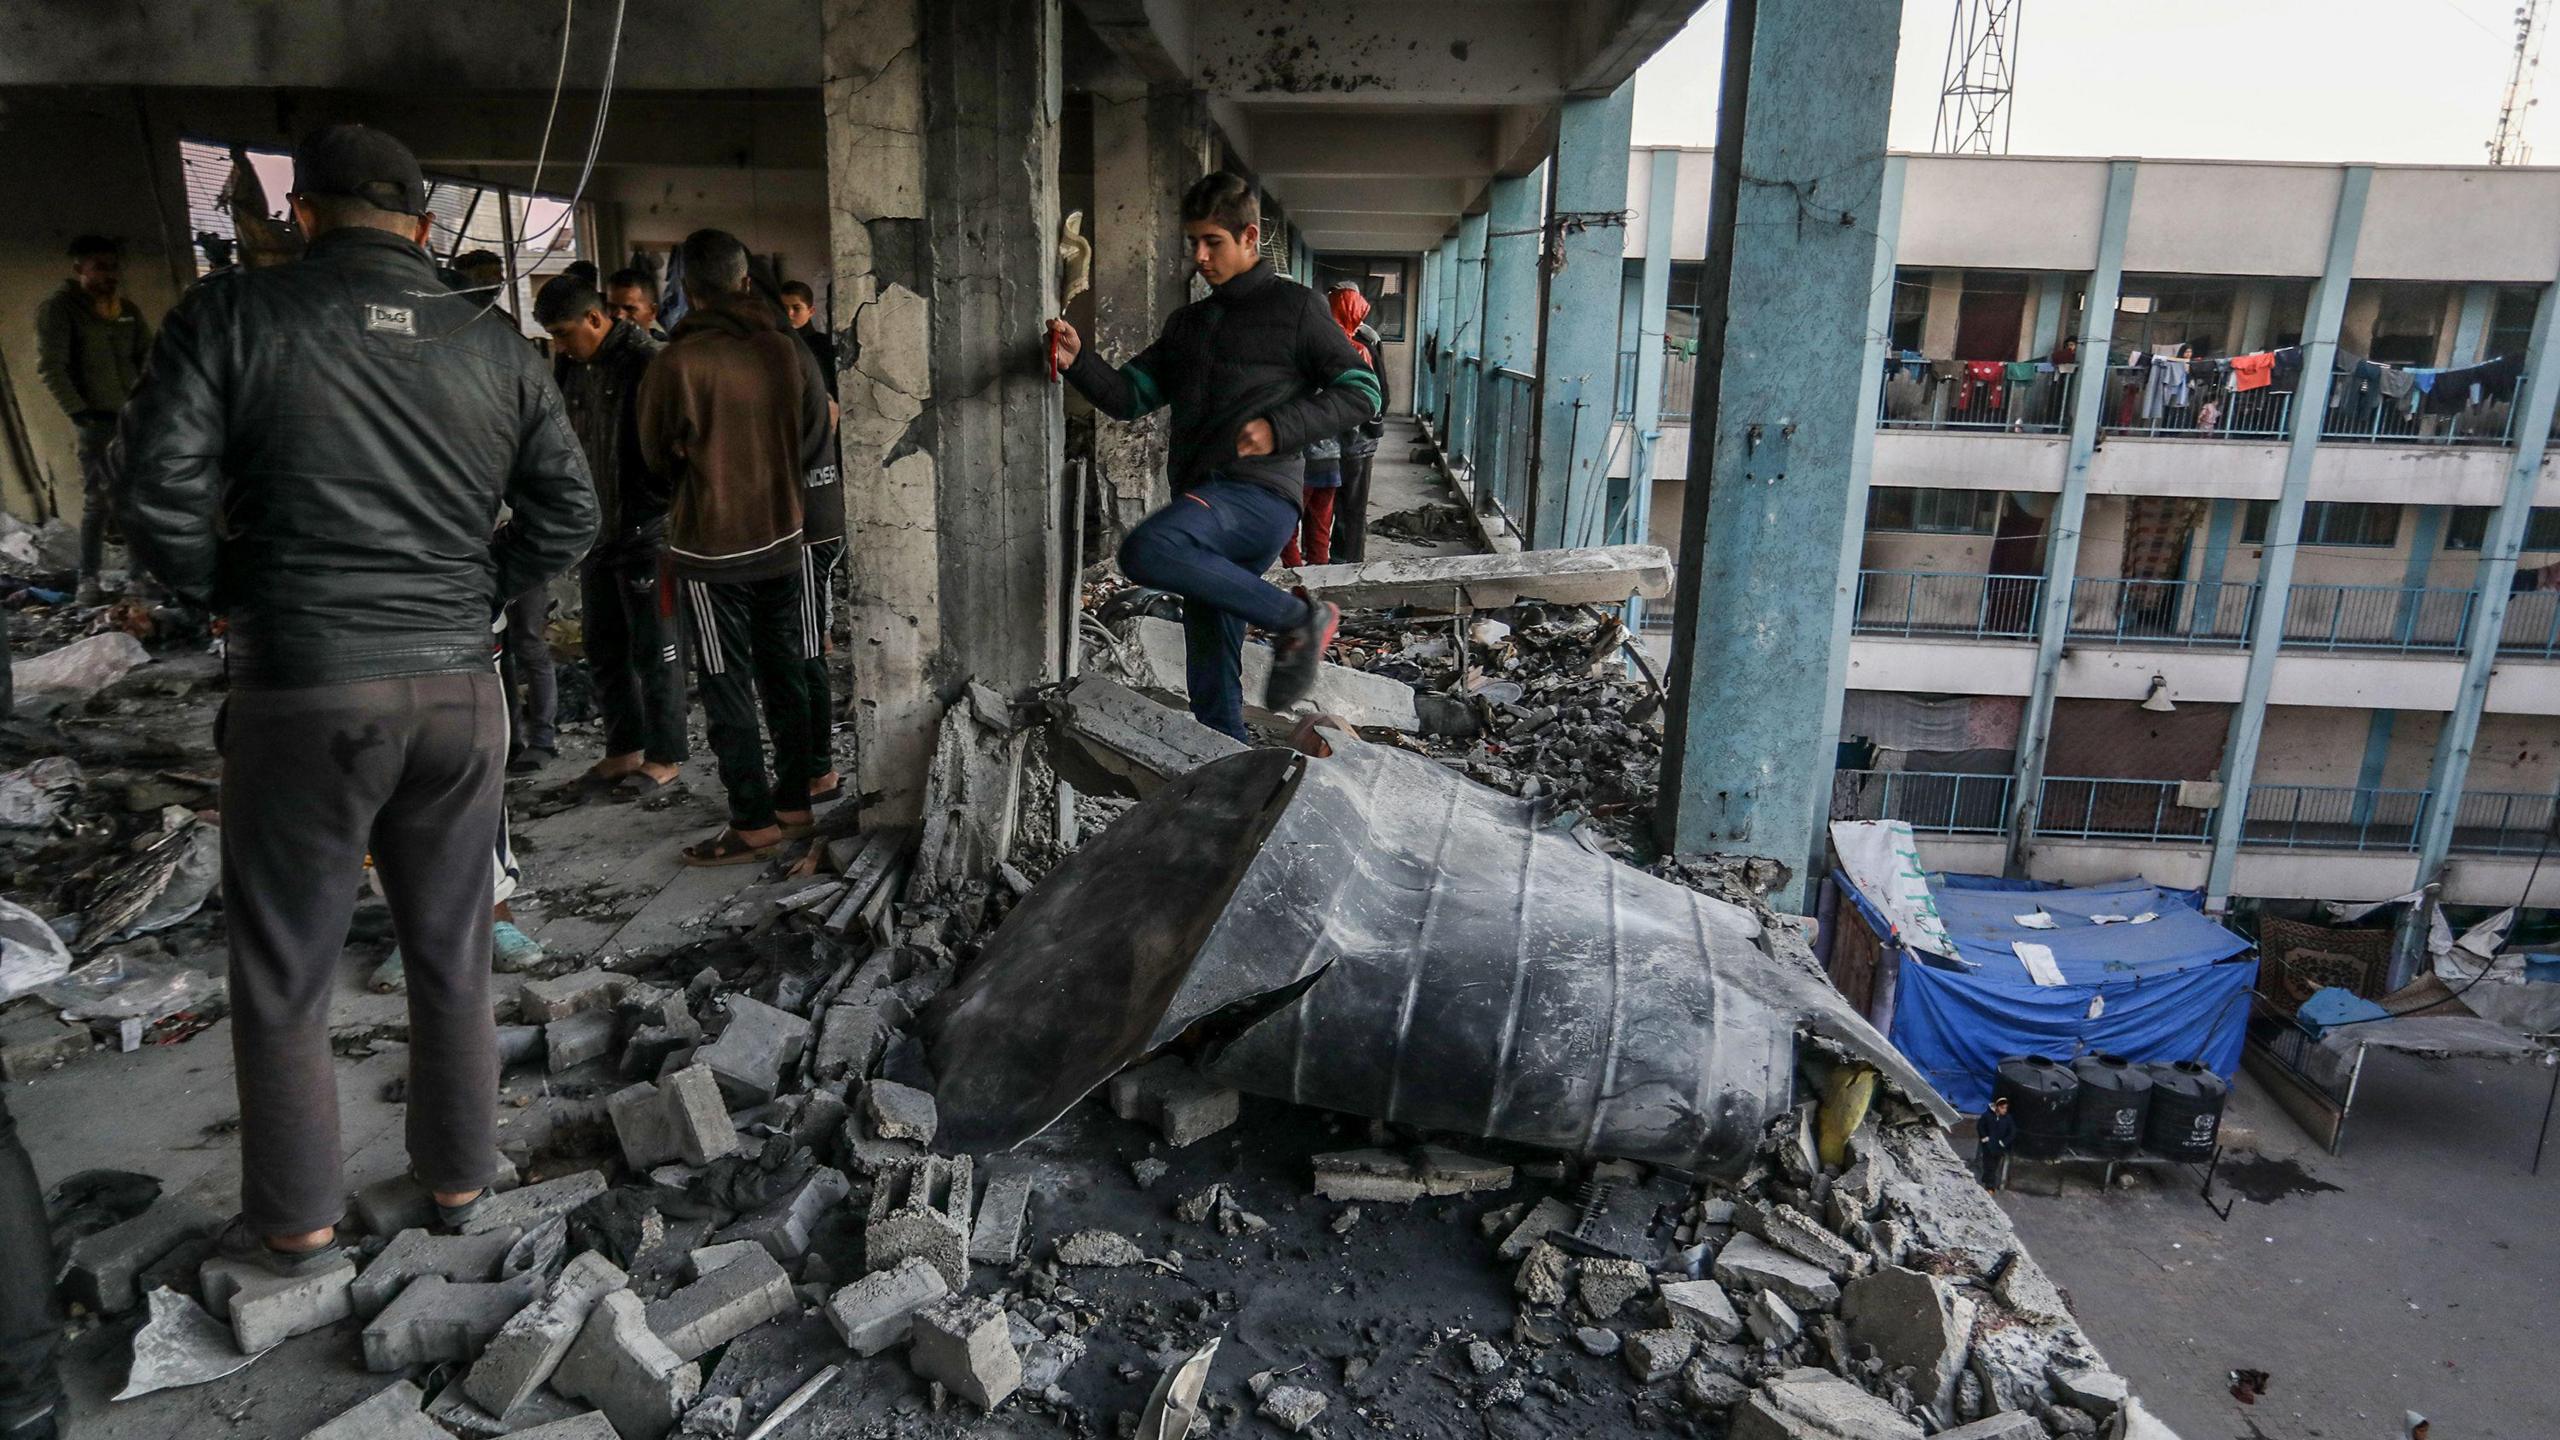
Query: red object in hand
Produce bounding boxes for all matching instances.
[1046,328,1061,382]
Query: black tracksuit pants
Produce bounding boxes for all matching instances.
[680,568,819,831]
[582,549,689,766]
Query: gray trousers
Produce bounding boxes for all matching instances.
[502,584,558,754]
[221,671,506,1235]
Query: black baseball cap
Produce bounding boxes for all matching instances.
[292,124,428,217]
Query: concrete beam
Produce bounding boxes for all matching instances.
[1189,1,1570,105]
[1248,112,1503,179]
[1270,177,1477,217]
[1567,0,1717,93]
[1069,0,1193,85]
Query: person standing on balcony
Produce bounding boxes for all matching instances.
[1326,282,1388,562]
[1046,172,1381,740]
[36,234,154,606]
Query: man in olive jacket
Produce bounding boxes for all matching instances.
[119,125,594,1272]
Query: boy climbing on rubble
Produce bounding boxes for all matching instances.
[1046,172,1382,741]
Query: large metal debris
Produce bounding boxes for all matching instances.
[924,736,1948,1172]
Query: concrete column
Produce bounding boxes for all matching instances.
[1412,247,1439,419]
[2003,161,2138,875]
[1448,212,1490,464]
[1529,82,1636,551]
[2452,282,2498,364]
[2028,272,2069,359]
[1090,87,1210,544]
[1434,231,1464,433]
[1624,148,1680,572]
[2203,166,2374,909]
[827,0,1062,825]
[1655,0,1906,911]
[1477,166,1546,524]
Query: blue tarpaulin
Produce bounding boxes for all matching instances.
[1839,873,2257,1114]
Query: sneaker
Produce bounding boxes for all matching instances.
[1263,592,1341,712]
[507,745,556,775]
[213,1215,343,1278]
[491,920,546,973]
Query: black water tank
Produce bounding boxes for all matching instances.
[1993,1056,2077,1159]
[2071,1054,2152,1156]
[2142,1061,2229,1160]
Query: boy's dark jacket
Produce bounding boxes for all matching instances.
[1066,259,1381,510]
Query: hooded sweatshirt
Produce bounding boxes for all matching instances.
[637,291,831,583]
[1328,286,1388,458]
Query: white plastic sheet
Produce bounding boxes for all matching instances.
[1831,819,1955,959]
[11,631,150,698]
[0,756,81,828]
[0,898,73,1002]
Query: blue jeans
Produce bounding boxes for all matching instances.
[1119,480,1307,741]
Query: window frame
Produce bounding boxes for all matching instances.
[2241,500,2401,549]
[1867,487,2003,536]
[2444,506,2560,551]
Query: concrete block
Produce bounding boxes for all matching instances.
[348,1157,520,1237]
[546,1009,618,1074]
[501,1415,620,1440]
[362,1272,544,1371]
[610,1081,680,1170]
[198,1252,356,1352]
[1713,1233,1841,1313]
[1842,1266,1976,1420]
[351,1227,517,1317]
[822,1254,950,1356]
[1933,1414,2045,1440]
[1258,1384,1328,1434]
[1311,1146,1512,1203]
[908,1295,1020,1411]
[1577,1257,1651,1319]
[1744,1288,1800,1347]
[866,1155,972,1289]
[520,969,633,1024]
[1623,1327,1696,1384]
[967,1169,1033,1265]
[1495,1196,1575,1260]
[694,997,810,1107]
[644,1245,795,1361]
[812,1002,893,1082]
[424,1379,590,1437]
[662,1063,741,1166]
[1659,1278,1744,1341]
[862,1078,937,1144]
[838,1120,925,1178]
[63,1199,219,1315]
[1680,1360,1749,1410]
[458,1170,608,1235]
[308,1380,445,1440]
[2049,1365,2128,1418]
[1743,1201,1864,1278]
[1108,1055,1241,1147]
[1055,1229,1146,1267]
[463,1251,629,1419]
[712,1165,850,1264]
[553,1290,702,1440]
[687,1240,765,1277]
[1051,675,1248,800]
[1729,1366,1923,1440]
[1285,544,1675,612]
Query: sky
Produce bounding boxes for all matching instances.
[1633,0,2550,166]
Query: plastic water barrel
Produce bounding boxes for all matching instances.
[2142,1061,2228,1160]
[1992,1056,2077,1159]
[2070,1053,2152,1156]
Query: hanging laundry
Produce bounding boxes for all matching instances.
[2140,353,2192,420]
[2004,360,2040,384]
[2228,352,2275,392]
[2271,347,2303,388]
[1961,359,2007,415]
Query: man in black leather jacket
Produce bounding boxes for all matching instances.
[118,124,595,1272]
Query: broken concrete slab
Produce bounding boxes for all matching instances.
[713,1165,850,1264]
[909,1295,1021,1411]
[1713,1233,1841,1313]
[695,997,812,1107]
[350,1227,518,1317]
[546,1009,618,1074]
[1842,1266,1976,1420]
[520,969,637,1024]
[645,1245,795,1362]
[1056,1229,1147,1268]
[968,1168,1034,1266]
[64,1198,219,1315]
[458,1170,608,1235]
[198,1252,356,1352]
[1932,1415,2045,1440]
[1310,1145,1513,1203]
[1258,1384,1328,1434]
[464,1251,630,1420]
[1495,1195,1575,1260]
[1281,544,1674,612]
[1658,1278,1743,1341]
[501,1415,619,1440]
[1622,1327,1696,1384]
[362,1272,544,1371]
[553,1290,702,1440]
[610,1081,681,1170]
[1106,1055,1240,1147]
[1729,1365,1924,1440]
[1744,1288,1801,1347]
[1742,1201,1866,1279]
[2049,1364,2128,1418]
[1049,675,1247,800]
[862,1078,937,1144]
[423,1380,592,1438]
[824,1254,951,1356]
[1680,1360,1749,1410]
[307,1380,445,1440]
[812,1001,895,1083]
[1126,616,1421,730]
[1576,1257,1651,1319]
[865,1154,971,1289]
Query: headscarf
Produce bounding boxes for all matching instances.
[1327,285,1373,366]
[2404,1413,2426,1438]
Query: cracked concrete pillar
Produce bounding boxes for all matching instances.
[825,0,1064,825]
[1089,87,1211,545]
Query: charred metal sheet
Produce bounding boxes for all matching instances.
[924,737,1948,1173]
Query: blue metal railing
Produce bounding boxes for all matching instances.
[1877,364,2075,433]
[2096,363,2524,445]
[1830,769,2012,836]
[1612,348,1697,424]
[1852,570,2044,639]
[2035,775,2217,842]
[1613,350,1637,420]
[1475,365,1538,525]
[2240,784,2429,852]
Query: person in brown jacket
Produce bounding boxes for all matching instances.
[637,228,833,866]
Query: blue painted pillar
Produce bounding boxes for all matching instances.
[2395,503,2446,645]
[2004,161,2139,876]
[2350,710,2397,829]
[2195,498,2238,638]
[1655,0,1906,910]
[1448,212,1490,465]
[1478,166,1546,527]
[2404,278,2560,976]
[2204,166,2375,909]
[1530,83,1636,551]
[2029,272,2069,359]
[2452,282,2497,364]
[1624,150,1682,626]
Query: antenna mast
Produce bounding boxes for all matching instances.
[2490,0,2548,165]
[1933,0,2024,155]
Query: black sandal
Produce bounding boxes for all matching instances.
[682,828,779,868]
[613,770,684,801]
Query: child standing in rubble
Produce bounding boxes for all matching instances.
[1045,172,1381,741]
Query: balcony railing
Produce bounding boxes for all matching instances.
[2096,363,2524,446]
[1853,570,2560,659]
[1878,364,2074,434]
[1612,349,1699,423]
[1834,769,2556,855]
[1475,364,1538,524]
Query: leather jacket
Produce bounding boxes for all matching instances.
[119,227,596,689]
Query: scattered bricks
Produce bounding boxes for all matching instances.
[678,1397,743,1437]
[1933,1414,2045,1440]
[968,1170,1033,1266]
[348,1158,521,1238]
[839,1120,927,1178]
[1513,1240,1569,1306]
[1054,1229,1146,1268]
[695,997,811,1107]
[352,1227,518,1316]
[546,1010,619,1075]
[1310,1146,1512,1203]
[1576,1258,1651,1320]
[1659,1278,1744,1341]
[463,1251,630,1419]
[520,970,633,1024]
[791,1089,849,1155]
[1729,1366,1923,1440]
[1623,1328,1697,1384]
[865,1156,972,1289]
[1842,1267,1976,1419]
[1496,1196,1575,1260]
[862,1079,937,1144]
[714,1165,851,1264]
[424,1379,592,1438]
[1258,1384,1328,1434]
[198,1252,356,1351]
[553,1290,703,1440]
[1106,1056,1241,1148]
[503,1415,620,1440]
[1680,1361,1749,1410]
[687,1241,765,1277]
[1742,1201,1864,1279]
[611,1082,681,1170]
[908,1295,1021,1411]
[1712,1233,1841,1313]
[308,1380,446,1440]
[663,1064,741,1166]
[363,1273,544,1371]
[64,1199,220,1316]
[812,1002,894,1083]
[1744,1289,1801,1347]
[620,1024,698,1082]
[494,1025,546,1069]
[645,1245,795,1362]
[459,1170,609,1235]
[824,1254,951,1356]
